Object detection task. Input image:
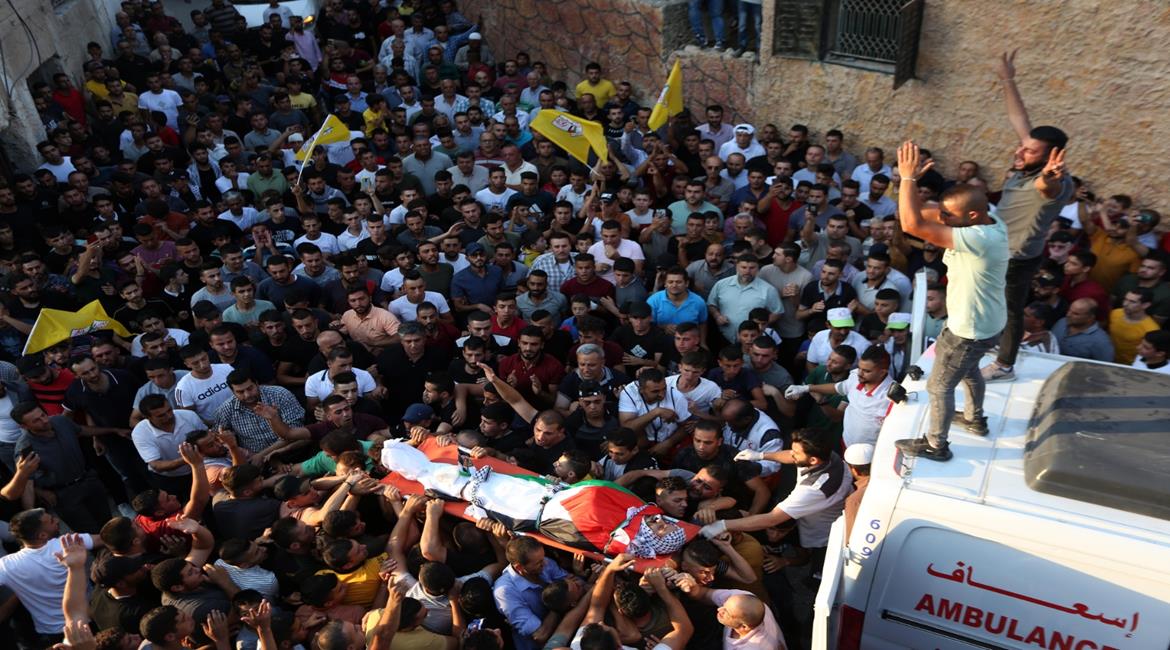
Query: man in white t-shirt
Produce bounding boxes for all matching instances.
[389,273,452,322]
[174,346,235,423]
[304,364,377,405]
[666,352,722,417]
[805,308,869,370]
[618,368,691,456]
[587,220,644,283]
[36,142,76,183]
[137,73,183,129]
[718,124,765,162]
[474,167,516,216]
[786,343,894,448]
[1133,330,1170,374]
[0,512,97,637]
[132,395,205,485]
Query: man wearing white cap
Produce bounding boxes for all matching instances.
[883,312,913,381]
[805,307,869,371]
[842,442,873,540]
[785,343,894,448]
[718,124,765,162]
[893,141,1009,461]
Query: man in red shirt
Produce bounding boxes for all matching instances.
[51,74,86,126]
[559,253,615,301]
[490,292,526,340]
[757,176,797,246]
[497,325,565,407]
[17,355,75,415]
[1060,250,1110,321]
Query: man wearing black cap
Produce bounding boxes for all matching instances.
[981,50,1074,384]
[331,94,366,131]
[89,553,156,634]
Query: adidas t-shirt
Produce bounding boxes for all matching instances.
[174,363,235,423]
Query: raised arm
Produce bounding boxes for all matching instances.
[53,533,90,624]
[180,442,210,520]
[643,568,693,650]
[896,142,953,249]
[419,498,448,563]
[478,362,538,422]
[996,49,1032,142]
[585,553,635,625]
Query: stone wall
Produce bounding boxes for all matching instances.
[0,0,116,171]
[750,1,1170,207]
[480,0,1170,208]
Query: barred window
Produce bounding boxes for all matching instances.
[772,0,924,87]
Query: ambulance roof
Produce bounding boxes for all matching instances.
[876,351,1170,539]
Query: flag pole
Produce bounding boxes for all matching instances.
[295,125,327,187]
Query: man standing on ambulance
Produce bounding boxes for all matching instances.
[891,141,1017,461]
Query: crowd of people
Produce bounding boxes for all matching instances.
[2,2,1169,649]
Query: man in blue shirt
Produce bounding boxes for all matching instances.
[493,536,570,650]
[647,267,709,340]
[451,242,504,317]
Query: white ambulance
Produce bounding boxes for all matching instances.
[813,349,1170,650]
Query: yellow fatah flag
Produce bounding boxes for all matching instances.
[295,114,352,162]
[648,60,683,131]
[23,301,131,355]
[529,110,609,166]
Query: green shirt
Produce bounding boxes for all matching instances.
[247,171,290,198]
[806,365,846,446]
[300,440,375,478]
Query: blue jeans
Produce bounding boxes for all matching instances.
[688,0,725,44]
[738,1,762,50]
[926,328,999,447]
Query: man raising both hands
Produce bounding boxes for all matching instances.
[892,142,1011,461]
[981,49,1074,383]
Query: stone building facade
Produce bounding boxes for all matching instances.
[479,0,1170,207]
[0,0,116,173]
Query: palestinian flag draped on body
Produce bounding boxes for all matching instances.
[23,300,131,355]
[529,109,608,166]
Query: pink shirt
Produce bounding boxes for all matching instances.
[340,307,401,349]
[712,589,787,650]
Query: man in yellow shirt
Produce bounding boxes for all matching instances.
[83,61,110,100]
[1109,288,1159,365]
[574,62,617,107]
[363,94,393,134]
[1082,204,1142,292]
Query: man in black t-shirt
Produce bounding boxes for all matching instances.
[610,303,672,377]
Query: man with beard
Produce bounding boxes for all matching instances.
[321,254,384,316]
[305,394,389,443]
[981,50,1074,384]
[212,370,306,461]
[496,325,564,408]
[451,243,504,317]
[416,240,455,296]
[515,271,566,321]
[339,285,401,355]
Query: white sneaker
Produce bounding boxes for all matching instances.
[981,364,1015,383]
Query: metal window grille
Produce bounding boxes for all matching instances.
[829,0,903,63]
